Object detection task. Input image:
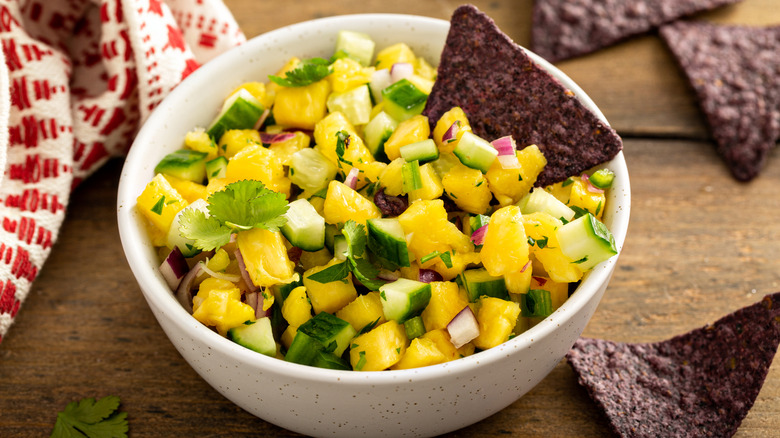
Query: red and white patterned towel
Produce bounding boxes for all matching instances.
[0,0,245,342]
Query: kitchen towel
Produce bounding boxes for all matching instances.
[0,0,244,342]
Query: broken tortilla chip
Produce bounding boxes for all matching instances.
[423,5,623,188]
[660,21,780,181]
[531,0,742,62]
[567,291,780,437]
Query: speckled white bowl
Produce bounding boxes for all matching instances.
[117,13,630,438]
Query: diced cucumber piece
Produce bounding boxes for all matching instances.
[324,224,341,253]
[167,198,208,257]
[518,189,575,222]
[326,84,372,126]
[311,350,351,370]
[381,79,427,122]
[332,235,348,261]
[379,278,431,323]
[289,148,338,193]
[430,152,461,178]
[399,139,439,163]
[335,30,375,67]
[270,273,302,302]
[469,214,490,234]
[205,156,228,181]
[285,312,357,366]
[461,268,509,302]
[364,112,397,161]
[403,315,426,339]
[520,289,553,318]
[452,131,498,173]
[154,149,209,183]
[556,213,617,271]
[206,88,265,142]
[227,317,277,357]
[589,168,615,189]
[367,218,411,268]
[281,199,326,251]
[402,160,422,192]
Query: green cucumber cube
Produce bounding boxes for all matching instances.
[367,218,411,268]
[364,111,398,161]
[227,317,277,357]
[381,79,427,122]
[379,278,431,323]
[154,149,209,183]
[399,139,439,163]
[453,131,498,173]
[206,88,265,142]
[335,30,375,67]
[401,160,422,193]
[556,213,617,271]
[289,148,338,193]
[518,189,575,222]
[403,315,426,340]
[205,156,228,181]
[461,268,508,302]
[326,84,372,126]
[281,198,326,251]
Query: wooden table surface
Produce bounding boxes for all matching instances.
[1,0,778,436]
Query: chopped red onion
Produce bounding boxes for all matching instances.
[253,108,270,131]
[245,291,259,312]
[532,276,547,286]
[581,173,605,194]
[369,69,392,102]
[496,154,521,169]
[418,269,443,283]
[390,62,414,83]
[160,247,189,290]
[345,167,360,189]
[447,306,480,349]
[260,131,296,144]
[520,260,531,273]
[442,121,460,144]
[176,262,204,313]
[471,224,488,246]
[255,291,269,318]
[491,136,520,169]
[234,248,259,292]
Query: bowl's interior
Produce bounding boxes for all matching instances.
[117,13,630,383]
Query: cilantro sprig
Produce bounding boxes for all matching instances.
[178,180,289,251]
[268,57,333,87]
[51,396,128,438]
[306,220,386,290]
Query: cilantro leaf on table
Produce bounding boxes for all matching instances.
[268,57,333,87]
[178,210,232,252]
[51,396,128,438]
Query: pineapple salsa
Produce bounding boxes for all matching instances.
[136,30,618,371]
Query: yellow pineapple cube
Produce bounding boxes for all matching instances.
[303,258,358,314]
[192,278,255,336]
[225,144,290,197]
[391,337,447,370]
[273,79,331,130]
[397,199,473,262]
[323,180,381,226]
[472,297,521,350]
[336,291,386,332]
[505,268,533,296]
[522,212,583,283]
[429,252,482,281]
[266,57,301,100]
[531,276,568,311]
[328,57,375,93]
[281,325,298,350]
[230,81,275,109]
[375,43,416,71]
[136,173,188,233]
[237,228,297,288]
[313,111,374,169]
[184,128,218,160]
[441,163,492,214]
[486,144,547,206]
[299,247,333,271]
[378,158,406,196]
[162,174,208,204]
[349,320,407,371]
[545,180,572,204]
[414,56,437,80]
[268,131,311,166]
[281,286,313,328]
[432,107,473,154]
[568,177,607,221]
[408,163,444,202]
[421,281,469,331]
[382,115,430,161]
[421,328,474,361]
[218,129,262,159]
[481,206,529,276]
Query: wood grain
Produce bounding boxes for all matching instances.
[0,0,778,437]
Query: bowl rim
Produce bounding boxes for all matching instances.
[117,12,630,385]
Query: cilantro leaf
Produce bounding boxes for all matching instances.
[208,180,289,231]
[51,396,128,438]
[307,261,350,284]
[349,257,385,291]
[335,131,353,167]
[268,58,333,87]
[342,220,367,259]
[178,209,232,252]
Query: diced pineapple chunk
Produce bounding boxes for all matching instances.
[162,174,208,204]
[237,228,297,288]
[545,179,572,204]
[273,79,331,130]
[481,206,529,276]
[414,56,437,80]
[522,212,583,283]
[323,180,381,226]
[504,268,532,296]
[281,286,313,328]
[429,252,482,281]
[313,111,374,170]
[192,278,255,336]
[230,81,274,109]
[268,131,311,166]
[349,320,407,371]
[281,325,298,350]
[375,43,416,71]
[441,163,492,214]
[266,57,301,100]
[219,129,262,159]
[421,281,470,331]
[531,276,569,311]
[408,163,444,202]
[336,292,386,333]
[397,199,473,262]
[299,247,332,271]
[225,144,290,197]
[472,297,520,350]
[328,57,375,93]
[391,337,447,370]
[382,115,430,161]
[486,144,547,206]
[136,173,188,234]
[432,107,473,154]
[185,128,218,160]
[303,258,358,315]
[421,328,474,361]
[568,177,606,221]
[378,158,406,196]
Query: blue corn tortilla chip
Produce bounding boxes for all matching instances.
[660,21,780,181]
[423,5,623,188]
[531,0,742,62]
[567,292,780,437]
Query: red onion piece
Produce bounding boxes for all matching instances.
[496,154,521,169]
[471,224,488,246]
[245,291,259,313]
[260,131,296,144]
[447,306,480,349]
[491,136,516,155]
[581,173,604,194]
[369,68,392,101]
[442,121,460,144]
[160,247,189,290]
[253,108,270,131]
[234,248,259,293]
[532,276,547,286]
[418,269,443,283]
[390,62,414,83]
[255,292,269,318]
[176,262,204,313]
[377,269,400,281]
[345,167,360,190]
[520,260,531,273]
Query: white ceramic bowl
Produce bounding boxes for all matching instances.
[117,13,630,438]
